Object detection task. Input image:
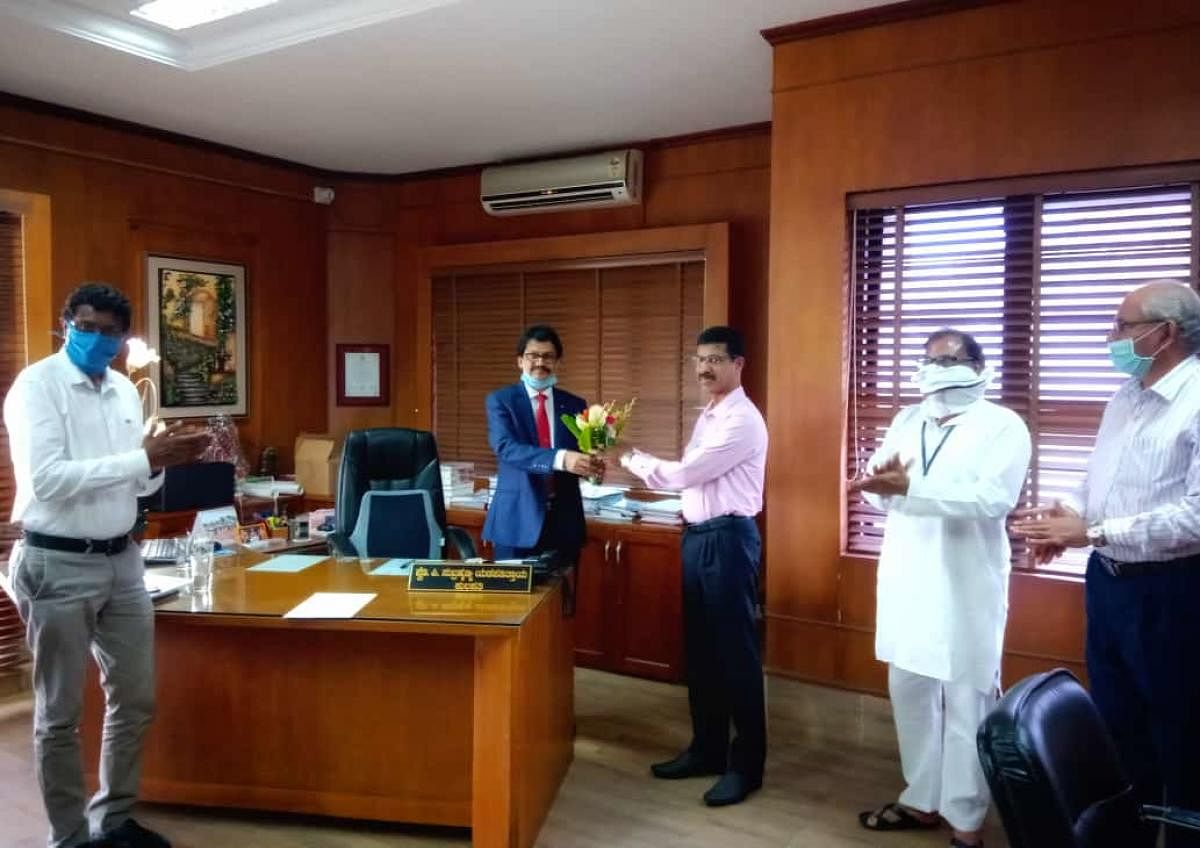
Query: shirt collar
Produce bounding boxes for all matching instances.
[524,382,553,400]
[54,347,116,392]
[702,385,746,419]
[1143,356,1200,402]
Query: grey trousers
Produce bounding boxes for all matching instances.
[5,541,156,848]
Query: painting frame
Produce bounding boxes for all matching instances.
[146,255,248,418]
[336,343,390,406]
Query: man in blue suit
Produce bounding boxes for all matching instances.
[482,325,602,564]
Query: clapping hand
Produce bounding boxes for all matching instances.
[143,420,210,470]
[1009,502,1085,565]
[847,453,912,497]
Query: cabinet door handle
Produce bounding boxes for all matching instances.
[604,539,611,562]
[615,540,623,563]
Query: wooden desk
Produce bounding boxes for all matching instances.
[81,553,574,848]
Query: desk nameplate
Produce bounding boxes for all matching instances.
[409,562,533,593]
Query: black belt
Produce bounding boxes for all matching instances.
[683,514,755,534]
[23,530,131,556]
[1093,550,1199,578]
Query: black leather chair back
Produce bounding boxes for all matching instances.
[977,669,1144,848]
[334,428,449,541]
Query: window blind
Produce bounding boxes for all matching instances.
[848,181,1197,572]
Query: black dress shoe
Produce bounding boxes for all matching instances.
[703,772,761,807]
[101,819,171,848]
[650,750,725,779]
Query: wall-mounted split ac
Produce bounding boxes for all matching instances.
[481,149,643,216]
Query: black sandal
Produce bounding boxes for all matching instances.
[858,802,942,831]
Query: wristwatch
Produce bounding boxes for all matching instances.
[1086,522,1107,548]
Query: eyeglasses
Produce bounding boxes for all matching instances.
[919,355,979,367]
[522,352,558,364]
[1111,319,1165,335]
[689,354,733,367]
[70,320,124,340]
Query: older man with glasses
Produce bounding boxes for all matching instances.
[1013,280,1200,848]
[852,328,1031,848]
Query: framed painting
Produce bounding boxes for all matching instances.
[146,255,247,417]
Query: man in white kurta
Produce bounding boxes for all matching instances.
[851,330,1031,848]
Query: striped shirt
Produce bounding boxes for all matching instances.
[1066,356,1200,563]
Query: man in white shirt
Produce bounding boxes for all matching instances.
[2,284,208,848]
[850,329,1031,848]
[1013,280,1200,848]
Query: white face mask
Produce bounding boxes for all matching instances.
[922,384,988,418]
[913,363,990,418]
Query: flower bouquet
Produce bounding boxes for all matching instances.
[562,399,636,484]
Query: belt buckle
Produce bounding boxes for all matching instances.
[1099,553,1122,577]
[83,539,96,554]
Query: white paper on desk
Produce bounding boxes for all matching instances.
[143,572,191,600]
[369,558,413,576]
[283,592,376,619]
[248,555,327,573]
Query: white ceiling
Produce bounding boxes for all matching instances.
[0,0,888,173]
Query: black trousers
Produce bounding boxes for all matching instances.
[1086,552,1200,848]
[681,515,765,781]
[492,495,581,566]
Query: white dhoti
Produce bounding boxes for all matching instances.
[889,665,997,832]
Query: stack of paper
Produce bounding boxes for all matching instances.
[441,462,476,504]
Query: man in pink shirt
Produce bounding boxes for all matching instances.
[620,326,768,807]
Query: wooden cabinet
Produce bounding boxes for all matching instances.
[570,522,683,682]
[447,507,685,682]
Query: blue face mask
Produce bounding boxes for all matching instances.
[65,323,123,377]
[1108,323,1166,378]
[521,372,557,392]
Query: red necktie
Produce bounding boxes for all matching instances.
[535,392,551,449]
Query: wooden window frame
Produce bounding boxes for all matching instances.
[845,163,1200,576]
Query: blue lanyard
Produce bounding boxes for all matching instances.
[921,421,955,476]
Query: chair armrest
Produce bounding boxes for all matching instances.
[327,532,358,559]
[1143,806,1200,832]
[444,526,477,560]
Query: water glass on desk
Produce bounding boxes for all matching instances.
[189,534,215,594]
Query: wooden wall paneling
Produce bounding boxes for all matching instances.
[327,229,398,435]
[0,108,329,473]
[0,190,53,362]
[765,0,1200,691]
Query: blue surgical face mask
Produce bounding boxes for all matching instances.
[1108,323,1166,378]
[65,323,122,376]
[521,372,557,392]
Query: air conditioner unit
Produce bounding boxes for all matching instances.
[481,149,643,216]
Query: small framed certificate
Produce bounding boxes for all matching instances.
[336,344,390,406]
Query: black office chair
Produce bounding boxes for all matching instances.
[977,668,1200,848]
[328,427,477,560]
